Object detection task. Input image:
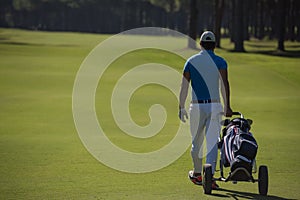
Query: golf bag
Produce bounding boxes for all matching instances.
[221,118,258,173]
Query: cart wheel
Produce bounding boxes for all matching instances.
[258,165,268,196]
[203,164,212,194]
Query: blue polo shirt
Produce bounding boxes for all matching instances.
[183,50,227,101]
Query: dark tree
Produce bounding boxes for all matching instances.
[287,0,296,41]
[296,1,300,41]
[277,0,287,51]
[188,0,198,49]
[233,0,245,52]
[229,0,235,43]
[257,0,265,40]
[243,0,250,41]
[214,0,225,48]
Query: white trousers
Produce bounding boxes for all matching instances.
[189,103,223,174]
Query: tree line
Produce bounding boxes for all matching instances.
[1,0,299,51]
[0,0,188,34]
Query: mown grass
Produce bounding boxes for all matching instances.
[0,28,299,199]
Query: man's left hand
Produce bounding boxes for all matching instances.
[179,108,188,122]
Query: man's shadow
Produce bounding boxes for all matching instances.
[210,188,295,200]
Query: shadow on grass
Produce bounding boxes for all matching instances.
[247,43,300,49]
[0,40,78,47]
[246,43,276,48]
[210,188,295,200]
[249,50,300,58]
[221,47,300,58]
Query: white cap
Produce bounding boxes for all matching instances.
[200,31,216,42]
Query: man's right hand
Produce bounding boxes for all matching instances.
[224,107,233,117]
[179,108,188,122]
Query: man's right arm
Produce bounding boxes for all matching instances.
[219,69,233,117]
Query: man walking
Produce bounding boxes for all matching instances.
[179,31,232,189]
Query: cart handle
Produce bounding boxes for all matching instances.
[232,112,244,118]
[220,111,244,118]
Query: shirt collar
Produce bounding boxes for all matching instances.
[200,49,214,55]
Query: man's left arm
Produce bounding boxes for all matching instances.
[179,71,190,122]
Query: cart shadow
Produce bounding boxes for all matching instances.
[211,188,295,200]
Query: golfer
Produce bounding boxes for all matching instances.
[179,31,232,189]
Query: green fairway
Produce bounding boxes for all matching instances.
[0,28,299,199]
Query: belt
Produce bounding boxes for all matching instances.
[191,99,220,104]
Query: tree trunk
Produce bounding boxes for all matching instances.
[214,0,225,48]
[296,0,300,41]
[253,0,258,38]
[230,0,235,43]
[277,0,286,51]
[234,0,245,52]
[188,0,198,49]
[287,0,295,41]
[258,0,264,40]
[243,0,249,40]
[168,0,175,30]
